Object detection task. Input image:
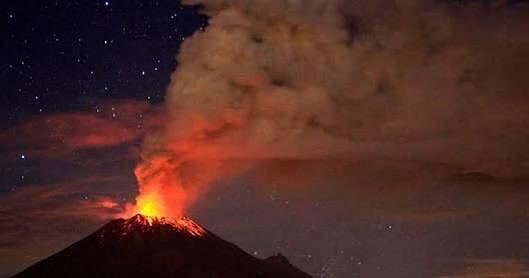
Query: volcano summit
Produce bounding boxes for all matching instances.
[14,214,311,278]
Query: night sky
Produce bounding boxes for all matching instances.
[1,0,206,275]
[1,0,206,123]
[2,0,529,277]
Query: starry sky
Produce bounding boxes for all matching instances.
[2,0,529,277]
[1,0,206,275]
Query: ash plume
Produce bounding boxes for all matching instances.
[134,0,529,217]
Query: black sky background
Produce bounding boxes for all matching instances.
[0,0,206,125]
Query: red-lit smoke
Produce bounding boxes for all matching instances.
[132,0,529,218]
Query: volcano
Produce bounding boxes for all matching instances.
[14,214,311,278]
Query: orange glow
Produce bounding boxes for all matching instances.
[174,217,207,236]
[131,118,224,219]
[122,214,206,237]
[136,193,165,217]
[98,199,119,209]
[132,156,189,219]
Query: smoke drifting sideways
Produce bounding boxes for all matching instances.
[132,0,529,218]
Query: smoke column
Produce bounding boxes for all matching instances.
[133,0,529,218]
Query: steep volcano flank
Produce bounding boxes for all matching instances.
[14,215,311,278]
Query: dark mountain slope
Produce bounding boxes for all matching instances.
[14,214,311,278]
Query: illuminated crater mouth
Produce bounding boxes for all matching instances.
[122,214,207,237]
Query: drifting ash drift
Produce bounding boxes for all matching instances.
[14,214,311,278]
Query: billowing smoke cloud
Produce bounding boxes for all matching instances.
[134,0,529,218]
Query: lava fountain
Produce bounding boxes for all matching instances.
[129,145,220,219]
[133,156,189,218]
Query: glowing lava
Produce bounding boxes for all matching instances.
[122,214,206,237]
[132,156,191,219]
[136,192,165,217]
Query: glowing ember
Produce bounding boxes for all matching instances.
[174,217,207,237]
[123,214,206,237]
[98,199,119,209]
[132,157,190,219]
[136,193,165,217]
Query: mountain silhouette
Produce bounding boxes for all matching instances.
[14,214,311,278]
